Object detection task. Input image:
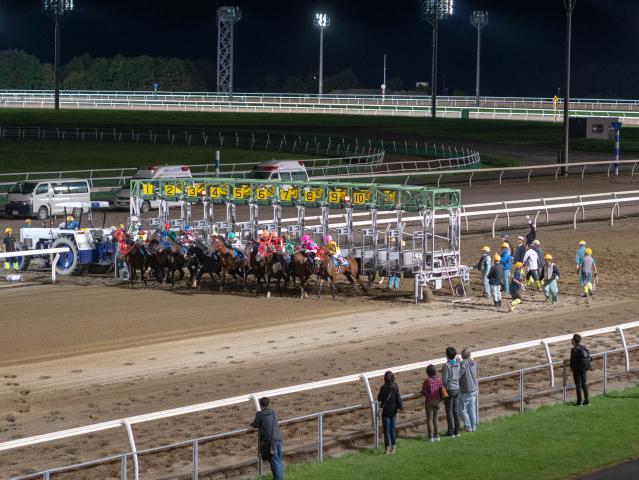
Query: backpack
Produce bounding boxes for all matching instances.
[580,346,592,371]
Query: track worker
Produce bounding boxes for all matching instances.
[487,253,504,307]
[251,397,283,480]
[512,236,526,264]
[508,262,526,312]
[525,215,537,246]
[499,242,512,294]
[569,334,591,406]
[575,240,587,275]
[476,246,491,298]
[2,227,19,271]
[523,243,541,289]
[539,254,560,304]
[579,248,598,297]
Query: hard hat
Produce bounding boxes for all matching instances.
[67,215,74,222]
[482,246,490,252]
[493,254,501,262]
[515,261,524,269]
[578,240,586,246]
[301,234,310,242]
[227,232,236,239]
[25,218,32,224]
[544,254,553,261]
[501,242,510,249]
[517,236,525,242]
[585,248,592,255]
[5,227,12,234]
[533,240,541,246]
[164,223,171,230]
[323,235,333,244]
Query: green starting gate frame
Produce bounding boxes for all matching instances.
[129,177,468,303]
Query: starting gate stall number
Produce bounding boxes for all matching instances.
[327,188,347,204]
[141,183,154,197]
[303,187,324,206]
[186,183,205,201]
[255,185,275,204]
[232,185,252,204]
[352,189,371,206]
[163,184,182,198]
[279,186,299,205]
[380,189,398,209]
[209,185,230,203]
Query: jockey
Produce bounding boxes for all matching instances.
[270,231,284,253]
[227,232,245,260]
[158,223,176,249]
[299,234,318,262]
[326,239,347,267]
[257,230,271,249]
[280,234,295,256]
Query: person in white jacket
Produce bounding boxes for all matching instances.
[523,246,541,290]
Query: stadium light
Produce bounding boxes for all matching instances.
[470,11,488,107]
[421,0,454,118]
[561,0,577,176]
[216,6,242,95]
[314,13,331,95]
[42,0,75,111]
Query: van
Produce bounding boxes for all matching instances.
[114,165,192,212]
[5,179,91,220]
[250,160,309,182]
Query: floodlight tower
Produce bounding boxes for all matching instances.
[314,13,331,96]
[561,0,577,175]
[470,11,488,107]
[42,0,74,110]
[422,0,454,119]
[216,6,241,95]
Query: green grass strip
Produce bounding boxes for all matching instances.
[282,386,639,480]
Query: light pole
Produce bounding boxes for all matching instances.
[562,0,577,175]
[314,13,331,96]
[216,6,242,95]
[470,10,488,107]
[422,0,454,119]
[43,0,74,111]
[382,54,387,99]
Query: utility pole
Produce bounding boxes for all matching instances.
[470,11,488,107]
[562,0,577,175]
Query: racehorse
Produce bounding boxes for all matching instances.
[210,236,249,292]
[187,244,220,289]
[254,243,288,297]
[122,241,148,288]
[290,249,318,299]
[316,248,367,300]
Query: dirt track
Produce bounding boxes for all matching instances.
[1,209,639,477]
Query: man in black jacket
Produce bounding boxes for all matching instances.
[251,397,284,479]
[569,334,591,406]
[487,254,504,307]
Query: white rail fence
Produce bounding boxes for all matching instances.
[0,247,69,282]
[2,320,638,480]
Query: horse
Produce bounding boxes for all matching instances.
[254,243,288,297]
[210,236,249,292]
[122,241,148,288]
[187,244,221,289]
[316,248,367,300]
[290,248,319,299]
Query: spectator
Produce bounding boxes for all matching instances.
[459,349,479,432]
[441,347,461,437]
[421,364,442,442]
[487,254,504,307]
[570,334,591,406]
[251,397,284,480]
[377,371,403,454]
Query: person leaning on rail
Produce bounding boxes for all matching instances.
[251,397,284,480]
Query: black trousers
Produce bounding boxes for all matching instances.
[573,370,589,405]
[444,389,460,434]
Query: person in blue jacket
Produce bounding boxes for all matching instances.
[575,240,586,274]
[499,242,512,294]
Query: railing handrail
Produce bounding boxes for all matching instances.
[2,319,637,453]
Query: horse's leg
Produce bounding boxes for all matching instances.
[317,277,323,300]
[331,275,337,301]
[220,269,225,293]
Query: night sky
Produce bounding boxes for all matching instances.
[0,0,636,95]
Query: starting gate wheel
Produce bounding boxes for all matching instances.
[423,286,434,304]
[51,237,80,276]
[119,265,131,282]
[454,283,466,298]
[15,243,31,271]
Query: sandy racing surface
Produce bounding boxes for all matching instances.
[1,176,639,477]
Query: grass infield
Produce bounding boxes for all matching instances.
[282,386,639,480]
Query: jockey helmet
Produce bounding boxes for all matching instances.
[67,215,74,222]
[164,223,171,230]
[270,231,278,239]
[227,232,236,239]
[323,234,333,244]
[183,225,191,231]
[301,234,310,242]
[260,230,270,240]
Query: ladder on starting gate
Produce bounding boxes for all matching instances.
[441,254,470,303]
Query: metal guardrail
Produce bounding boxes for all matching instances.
[5,325,639,480]
[4,91,639,122]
